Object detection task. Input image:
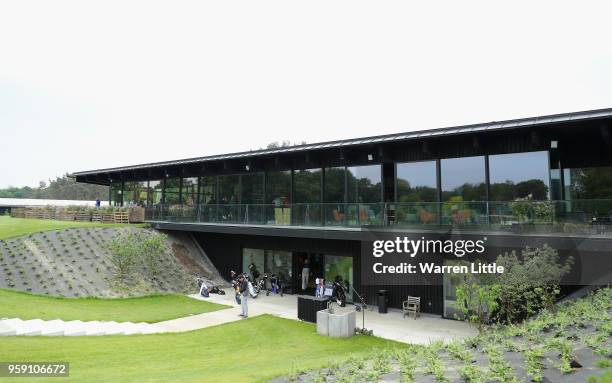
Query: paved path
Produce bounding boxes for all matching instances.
[1,290,476,344]
[158,290,477,344]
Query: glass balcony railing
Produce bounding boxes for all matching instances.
[144,199,612,235]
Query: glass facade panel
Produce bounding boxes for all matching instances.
[441,156,486,202]
[242,248,265,279]
[347,165,381,203]
[324,167,346,225]
[266,171,291,206]
[293,168,321,203]
[219,175,240,204]
[396,161,438,225]
[181,177,198,206]
[324,255,353,303]
[110,182,123,207]
[489,151,550,201]
[324,167,345,203]
[396,161,438,202]
[164,178,181,205]
[241,173,264,204]
[134,181,148,206]
[441,156,486,225]
[123,182,136,205]
[563,166,612,200]
[293,168,322,225]
[148,180,163,206]
[266,250,292,285]
[198,176,217,205]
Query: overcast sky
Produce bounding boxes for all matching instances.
[1,1,611,188]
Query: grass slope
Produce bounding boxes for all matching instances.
[0,289,229,323]
[0,216,131,240]
[0,315,400,383]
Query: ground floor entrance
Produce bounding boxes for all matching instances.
[241,248,354,302]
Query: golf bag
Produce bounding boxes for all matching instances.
[196,277,210,298]
[332,281,347,307]
[231,279,241,304]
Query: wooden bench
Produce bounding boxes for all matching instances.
[402,296,421,319]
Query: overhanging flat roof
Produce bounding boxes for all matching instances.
[72,107,612,177]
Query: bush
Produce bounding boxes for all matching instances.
[104,230,168,283]
[455,280,501,331]
[492,245,573,324]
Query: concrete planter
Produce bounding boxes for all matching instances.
[316,307,356,338]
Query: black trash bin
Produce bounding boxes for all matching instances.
[377,290,388,314]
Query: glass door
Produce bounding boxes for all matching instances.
[324,255,353,302]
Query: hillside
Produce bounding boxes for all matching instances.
[0,224,226,297]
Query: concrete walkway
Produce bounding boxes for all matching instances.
[1,290,476,344]
[157,290,477,344]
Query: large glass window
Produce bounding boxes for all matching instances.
[148,180,163,206]
[134,181,148,206]
[347,165,381,203]
[219,175,240,204]
[241,173,264,204]
[181,177,198,206]
[396,161,438,225]
[396,161,438,202]
[324,167,345,203]
[441,156,486,225]
[441,156,486,202]
[294,168,322,203]
[266,250,292,285]
[563,166,612,200]
[293,168,322,225]
[198,176,217,204]
[560,167,612,223]
[110,182,123,207]
[123,182,136,206]
[164,178,181,205]
[324,167,346,225]
[122,181,147,206]
[324,255,353,303]
[346,165,382,225]
[266,171,291,206]
[489,151,550,201]
[242,248,265,278]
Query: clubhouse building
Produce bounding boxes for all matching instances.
[73,108,612,317]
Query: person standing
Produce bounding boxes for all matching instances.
[238,274,249,318]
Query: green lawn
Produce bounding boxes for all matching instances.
[0,289,229,323]
[0,315,401,383]
[0,215,132,240]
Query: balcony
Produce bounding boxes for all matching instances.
[144,199,612,236]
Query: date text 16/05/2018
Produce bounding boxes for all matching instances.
[373,262,504,275]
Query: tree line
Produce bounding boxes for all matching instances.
[0,174,108,201]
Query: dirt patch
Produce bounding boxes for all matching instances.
[172,243,206,275]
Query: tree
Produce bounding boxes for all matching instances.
[105,230,169,282]
[105,231,140,282]
[0,174,108,201]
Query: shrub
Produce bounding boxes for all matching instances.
[455,281,501,331]
[492,245,573,324]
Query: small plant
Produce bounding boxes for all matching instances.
[546,338,574,374]
[524,347,545,382]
